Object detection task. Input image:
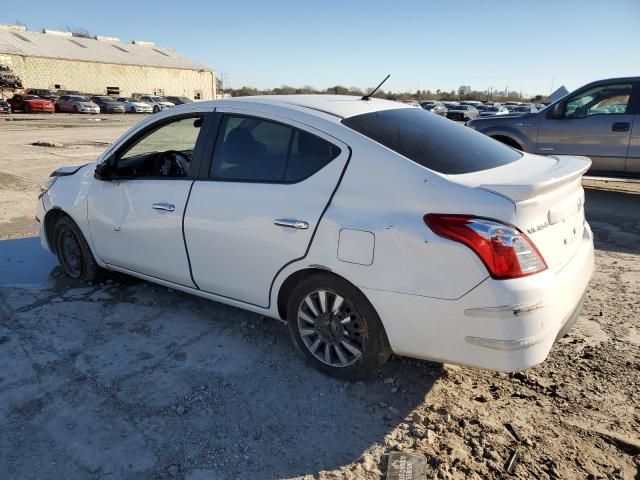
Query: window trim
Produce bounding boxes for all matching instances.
[106,112,212,181]
[205,112,342,185]
[548,81,637,119]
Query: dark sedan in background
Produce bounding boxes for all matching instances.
[90,96,126,113]
[0,99,11,114]
[445,104,479,121]
[165,96,194,105]
[25,88,59,103]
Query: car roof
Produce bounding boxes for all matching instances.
[203,95,411,119]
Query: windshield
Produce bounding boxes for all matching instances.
[93,96,111,101]
[151,96,167,102]
[69,96,89,101]
[342,108,522,174]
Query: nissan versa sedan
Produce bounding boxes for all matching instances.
[37,95,594,379]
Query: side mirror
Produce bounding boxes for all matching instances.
[549,102,565,119]
[94,160,114,181]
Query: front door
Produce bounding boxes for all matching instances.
[88,114,206,287]
[184,110,349,307]
[536,82,635,173]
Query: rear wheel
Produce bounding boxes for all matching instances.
[53,216,102,283]
[129,106,136,113]
[287,273,391,380]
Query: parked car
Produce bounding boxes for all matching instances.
[165,96,194,105]
[420,101,447,116]
[56,95,100,114]
[90,96,126,114]
[446,104,479,121]
[466,77,640,175]
[56,90,85,97]
[0,99,11,114]
[25,89,59,103]
[117,97,154,114]
[479,105,510,117]
[138,95,175,113]
[512,105,539,114]
[8,94,54,113]
[37,96,594,379]
[534,103,547,110]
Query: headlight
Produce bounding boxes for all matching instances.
[39,176,57,197]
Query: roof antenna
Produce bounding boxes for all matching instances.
[361,74,390,101]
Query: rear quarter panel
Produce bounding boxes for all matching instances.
[271,129,518,304]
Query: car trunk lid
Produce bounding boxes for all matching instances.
[449,153,591,271]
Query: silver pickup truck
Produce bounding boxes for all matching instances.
[466,77,640,175]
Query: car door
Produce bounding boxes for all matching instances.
[624,84,640,173]
[535,82,635,173]
[88,113,210,287]
[184,109,349,307]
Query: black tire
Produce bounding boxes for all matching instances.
[24,104,31,113]
[153,105,159,113]
[129,106,136,113]
[73,105,78,113]
[53,216,102,283]
[286,273,391,380]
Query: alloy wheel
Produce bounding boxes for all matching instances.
[297,290,366,367]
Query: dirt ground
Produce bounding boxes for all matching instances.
[0,114,638,480]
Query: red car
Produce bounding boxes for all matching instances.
[8,94,55,113]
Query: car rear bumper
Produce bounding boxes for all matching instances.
[363,222,595,371]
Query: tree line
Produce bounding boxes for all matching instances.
[223,84,547,103]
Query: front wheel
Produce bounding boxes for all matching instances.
[53,216,102,283]
[153,105,159,113]
[287,273,391,380]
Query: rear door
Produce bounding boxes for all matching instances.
[184,109,349,307]
[535,81,634,173]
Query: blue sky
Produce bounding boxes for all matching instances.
[4,0,639,95]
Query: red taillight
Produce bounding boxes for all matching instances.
[424,214,547,279]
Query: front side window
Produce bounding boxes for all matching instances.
[211,114,340,182]
[114,116,203,178]
[564,83,632,118]
[342,107,521,174]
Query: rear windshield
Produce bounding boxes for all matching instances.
[341,108,522,174]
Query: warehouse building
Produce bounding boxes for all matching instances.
[0,24,215,99]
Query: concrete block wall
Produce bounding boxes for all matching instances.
[3,55,215,99]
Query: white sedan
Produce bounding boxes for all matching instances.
[116,97,153,114]
[37,95,594,379]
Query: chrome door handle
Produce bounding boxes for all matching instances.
[152,202,175,212]
[274,219,309,229]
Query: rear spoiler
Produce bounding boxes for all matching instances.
[479,156,591,202]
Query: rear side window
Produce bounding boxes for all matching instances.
[211,114,340,182]
[342,108,521,174]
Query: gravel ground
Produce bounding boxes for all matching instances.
[0,114,638,479]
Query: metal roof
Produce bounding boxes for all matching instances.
[0,28,211,72]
